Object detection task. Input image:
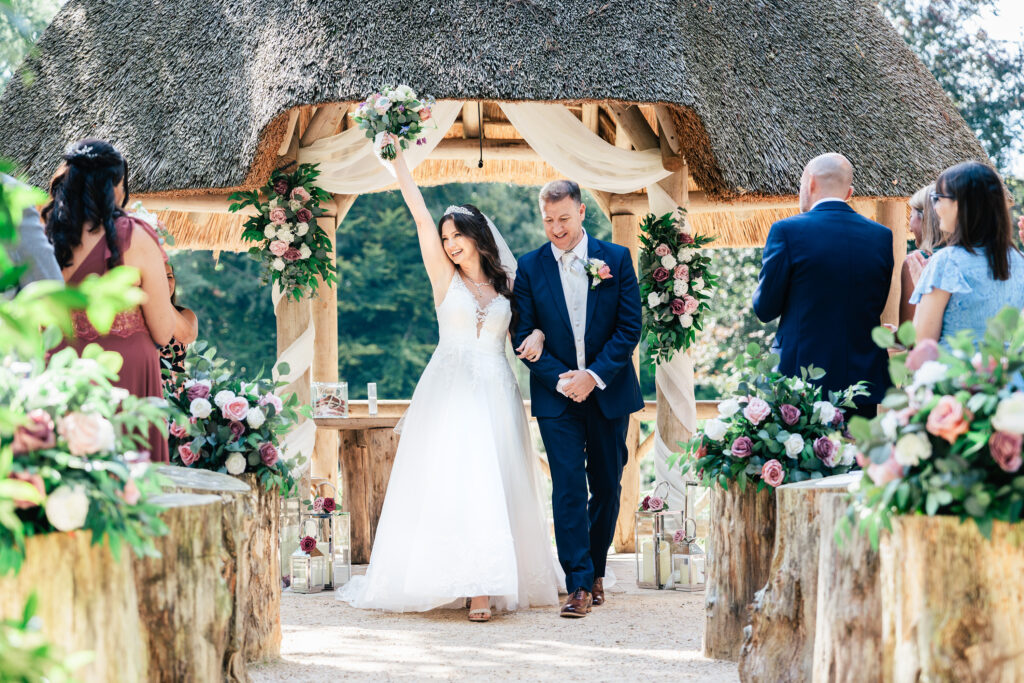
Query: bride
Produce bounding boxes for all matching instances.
[337,137,563,621]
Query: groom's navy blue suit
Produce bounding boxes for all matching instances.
[753,200,894,409]
[514,235,643,594]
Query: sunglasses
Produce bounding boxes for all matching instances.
[930,191,955,204]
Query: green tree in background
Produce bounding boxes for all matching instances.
[0,0,63,87]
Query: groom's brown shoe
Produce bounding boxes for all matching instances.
[591,578,605,606]
[560,589,593,618]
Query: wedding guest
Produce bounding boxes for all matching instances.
[911,161,1024,346]
[159,260,199,391]
[753,153,893,418]
[43,138,188,462]
[899,183,944,324]
[1,173,62,292]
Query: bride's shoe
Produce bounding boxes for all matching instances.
[468,596,491,622]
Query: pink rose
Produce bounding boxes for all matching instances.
[648,496,665,511]
[654,243,670,257]
[597,264,613,280]
[679,232,695,245]
[119,479,141,506]
[169,422,189,439]
[419,106,433,122]
[229,420,246,441]
[813,436,838,467]
[178,444,199,466]
[9,471,45,509]
[673,264,689,281]
[832,408,845,427]
[313,496,325,512]
[222,397,250,423]
[989,431,1023,473]
[259,442,279,467]
[762,459,785,487]
[926,396,970,444]
[731,436,754,458]
[260,393,284,413]
[652,267,670,282]
[186,383,210,401]
[670,298,686,315]
[12,409,55,454]
[269,207,288,225]
[290,187,311,202]
[283,247,301,262]
[905,339,939,372]
[683,295,699,314]
[269,240,289,256]
[779,404,801,426]
[867,452,904,486]
[743,397,772,426]
[59,412,115,456]
[296,208,313,223]
[972,354,1000,374]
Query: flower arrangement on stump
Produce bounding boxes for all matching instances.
[230,163,337,301]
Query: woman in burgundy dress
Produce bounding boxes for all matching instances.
[43,139,191,463]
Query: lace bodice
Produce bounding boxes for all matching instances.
[436,274,511,354]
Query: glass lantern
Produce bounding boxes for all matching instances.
[304,480,352,590]
[312,381,349,418]
[671,481,705,591]
[636,482,703,590]
[290,544,327,593]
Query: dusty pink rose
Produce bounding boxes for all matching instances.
[169,422,189,439]
[926,396,970,444]
[832,409,845,426]
[683,295,699,314]
[222,397,250,423]
[178,444,199,466]
[731,436,754,458]
[313,496,325,511]
[260,393,284,413]
[670,298,686,315]
[989,431,1023,473]
[59,412,115,456]
[905,338,939,372]
[762,459,785,487]
[296,208,313,223]
[186,383,210,401]
[641,494,651,510]
[290,187,311,202]
[119,479,141,506]
[743,397,772,426]
[273,178,289,196]
[597,264,612,280]
[779,404,801,426]
[648,496,665,511]
[228,420,246,441]
[867,452,905,486]
[269,240,289,256]
[419,106,433,122]
[654,243,671,257]
[12,410,55,454]
[673,264,689,281]
[972,353,1000,374]
[679,232,695,245]
[269,207,288,225]
[814,436,838,467]
[259,442,279,467]
[283,247,301,262]
[9,471,45,509]
[652,267,670,282]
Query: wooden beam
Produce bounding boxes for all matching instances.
[461,101,481,139]
[608,104,659,151]
[585,189,612,221]
[609,191,800,216]
[582,103,599,133]
[654,104,681,154]
[137,193,339,217]
[277,110,299,156]
[300,103,348,147]
[430,138,540,163]
[876,199,907,328]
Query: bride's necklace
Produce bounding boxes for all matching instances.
[463,277,492,297]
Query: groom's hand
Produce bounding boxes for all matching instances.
[559,370,596,403]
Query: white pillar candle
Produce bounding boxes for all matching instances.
[367,382,378,416]
[640,538,671,586]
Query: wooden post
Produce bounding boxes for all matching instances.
[582,103,599,133]
[875,200,907,328]
[339,428,401,563]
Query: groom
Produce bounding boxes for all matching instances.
[513,180,643,618]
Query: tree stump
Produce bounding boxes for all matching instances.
[133,493,248,683]
[703,485,776,661]
[0,531,147,682]
[240,471,282,662]
[340,427,400,563]
[881,516,1024,682]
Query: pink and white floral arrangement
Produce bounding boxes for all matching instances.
[352,85,435,161]
[639,209,717,365]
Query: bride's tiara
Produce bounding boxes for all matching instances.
[444,205,473,218]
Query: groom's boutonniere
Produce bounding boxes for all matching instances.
[583,258,613,290]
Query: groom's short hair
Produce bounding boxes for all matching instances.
[539,180,582,207]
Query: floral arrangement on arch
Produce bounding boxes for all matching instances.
[352,85,435,161]
[673,342,868,491]
[165,343,306,496]
[842,310,1024,545]
[639,209,717,366]
[230,163,337,302]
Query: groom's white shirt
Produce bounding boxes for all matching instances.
[551,231,606,396]
[810,197,848,210]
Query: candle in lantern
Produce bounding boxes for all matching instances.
[640,538,671,586]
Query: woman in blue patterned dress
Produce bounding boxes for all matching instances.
[911,162,1024,345]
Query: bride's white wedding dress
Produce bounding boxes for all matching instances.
[337,273,563,612]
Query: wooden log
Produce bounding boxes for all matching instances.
[461,101,481,139]
[300,103,348,147]
[875,199,908,328]
[703,485,776,662]
[0,531,147,682]
[582,103,599,133]
[239,472,282,662]
[134,493,248,683]
[339,427,401,563]
[881,516,1024,682]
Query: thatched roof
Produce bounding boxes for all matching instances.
[0,0,986,201]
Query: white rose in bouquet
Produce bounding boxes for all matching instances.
[703,418,729,441]
[225,453,246,475]
[214,390,236,409]
[992,393,1024,434]
[269,198,280,209]
[299,244,312,260]
[58,412,116,456]
[647,292,664,309]
[677,248,694,263]
[839,443,858,467]
[660,254,677,270]
[296,222,310,236]
[913,360,947,387]
[272,258,286,271]
[791,378,806,392]
[880,410,899,441]
[893,432,932,466]
[692,277,705,292]
[246,406,266,429]
[680,313,693,328]
[784,433,805,458]
[45,485,89,532]
[276,228,295,244]
[813,401,837,425]
[288,199,302,211]
[190,397,213,419]
[263,225,277,239]
[673,280,689,296]
[718,398,742,418]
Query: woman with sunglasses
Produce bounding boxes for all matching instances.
[910,161,1024,345]
[899,183,944,324]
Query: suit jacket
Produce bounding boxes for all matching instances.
[513,236,644,418]
[753,201,894,404]
[2,174,62,291]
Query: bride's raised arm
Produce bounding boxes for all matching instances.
[390,138,455,299]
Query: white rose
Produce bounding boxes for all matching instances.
[784,433,805,458]
[225,453,246,475]
[880,410,899,441]
[679,313,693,328]
[660,254,677,270]
[673,279,689,296]
[677,248,694,263]
[992,393,1024,435]
[296,222,310,236]
[288,199,302,211]
[647,292,663,309]
[840,444,858,467]
[184,378,198,389]
[893,432,932,467]
[299,244,312,260]
[913,360,948,387]
[214,390,236,409]
[272,258,286,271]
[190,397,212,419]
[276,229,295,243]
[246,406,266,429]
[813,401,837,425]
[263,225,276,239]
[791,378,806,392]
[718,398,741,418]
[703,418,729,441]
[45,485,89,532]
[269,198,280,209]
[692,277,705,292]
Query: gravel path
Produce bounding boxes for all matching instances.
[251,554,738,682]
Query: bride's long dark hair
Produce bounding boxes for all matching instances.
[42,138,130,270]
[437,205,516,326]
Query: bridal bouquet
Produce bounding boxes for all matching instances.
[639,209,717,365]
[230,163,337,301]
[352,85,435,161]
[674,342,867,491]
[843,311,1024,544]
[165,343,305,495]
